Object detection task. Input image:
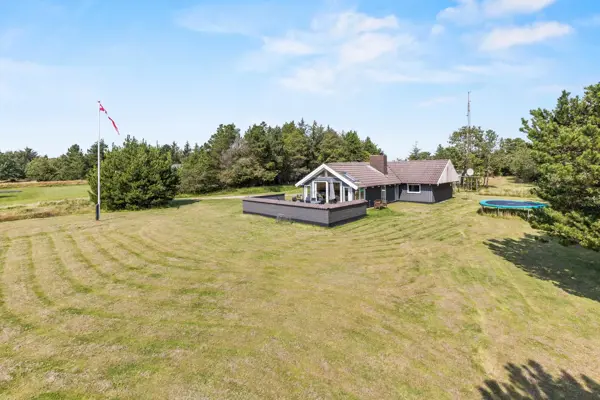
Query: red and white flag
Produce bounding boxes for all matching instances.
[98,101,120,135]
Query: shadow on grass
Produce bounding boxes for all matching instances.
[169,199,200,208]
[486,234,600,302]
[479,360,600,399]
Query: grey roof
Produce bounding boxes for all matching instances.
[388,159,452,185]
[327,159,454,187]
[327,162,399,187]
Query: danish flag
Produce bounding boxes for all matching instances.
[98,101,120,135]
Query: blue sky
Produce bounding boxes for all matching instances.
[1,0,599,159]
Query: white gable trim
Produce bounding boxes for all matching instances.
[437,160,460,185]
[295,164,359,190]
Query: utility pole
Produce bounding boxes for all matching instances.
[467,91,471,159]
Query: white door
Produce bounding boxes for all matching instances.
[395,185,400,201]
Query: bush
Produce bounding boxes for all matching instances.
[25,157,59,181]
[88,138,180,210]
[178,150,221,194]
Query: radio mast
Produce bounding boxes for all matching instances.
[467,91,471,158]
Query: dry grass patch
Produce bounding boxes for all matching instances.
[477,176,536,198]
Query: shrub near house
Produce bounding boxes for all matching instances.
[87,137,179,210]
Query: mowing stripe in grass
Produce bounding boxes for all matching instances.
[0,235,36,330]
[134,227,261,271]
[118,230,203,263]
[43,233,93,294]
[75,232,153,290]
[62,232,115,281]
[116,230,229,270]
[24,237,53,306]
[138,228,226,263]
[100,232,201,272]
[64,232,149,290]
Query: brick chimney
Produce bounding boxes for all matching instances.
[370,154,387,175]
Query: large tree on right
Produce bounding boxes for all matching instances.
[521,84,600,251]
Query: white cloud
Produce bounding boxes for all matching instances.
[484,0,556,17]
[174,2,277,36]
[262,36,316,56]
[437,0,480,24]
[279,65,336,94]
[217,6,554,94]
[480,21,573,50]
[438,0,557,24]
[248,10,416,93]
[455,62,540,76]
[312,11,400,37]
[339,33,413,65]
[430,24,445,36]
[418,96,458,107]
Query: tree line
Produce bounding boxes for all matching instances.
[178,120,381,194]
[1,119,382,188]
[408,128,537,185]
[2,84,598,251]
[0,143,108,182]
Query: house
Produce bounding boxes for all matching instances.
[295,155,460,207]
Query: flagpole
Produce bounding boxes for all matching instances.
[96,100,101,221]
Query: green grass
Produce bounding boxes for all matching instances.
[0,187,598,399]
[477,176,536,198]
[0,185,90,206]
[178,184,298,198]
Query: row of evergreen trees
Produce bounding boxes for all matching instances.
[409,128,538,185]
[0,120,381,186]
[0,143,108,182]
[178,120,381,194]
[2,119,537,189]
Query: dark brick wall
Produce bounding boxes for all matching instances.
[369,155,388,175]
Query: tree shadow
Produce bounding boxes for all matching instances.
[479,360,600,399]
[486,234,600,303]
[169,199,200,208]
[0,190,21,199]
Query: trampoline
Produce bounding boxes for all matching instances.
[480,200,547,209]
[480,199,547,219]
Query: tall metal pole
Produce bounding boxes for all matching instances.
[467,91,471,158]
[96,101,101,221]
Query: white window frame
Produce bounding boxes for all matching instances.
[407,184,421,194]
[303,185,311,200]
[381,186,386,200]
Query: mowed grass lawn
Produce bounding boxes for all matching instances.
[0,185,90,206]
[0,195,599,398]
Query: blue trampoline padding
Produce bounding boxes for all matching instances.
[480,199,547,209]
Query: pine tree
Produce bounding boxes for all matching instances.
[88,137,179,210]
[362,137,381,157]
[318,130,344,163]
[522,84,600,251]
[182,141,192,160]
[282,121,310,182]
[57,144,86,180]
